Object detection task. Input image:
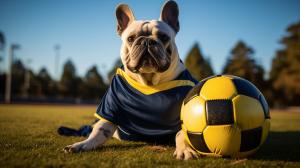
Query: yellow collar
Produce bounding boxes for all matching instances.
[116,68,195,95]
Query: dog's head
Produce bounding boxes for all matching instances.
[116,1,181,85]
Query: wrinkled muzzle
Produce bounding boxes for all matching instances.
[126,37,171,73]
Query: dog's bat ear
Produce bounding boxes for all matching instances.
[160,0,180,33]
[116,4,135,36]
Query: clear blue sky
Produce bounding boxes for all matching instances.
[0,0,299,80]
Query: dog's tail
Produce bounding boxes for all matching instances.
[57,119,98,137]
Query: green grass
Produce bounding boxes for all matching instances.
[0,104,300,168]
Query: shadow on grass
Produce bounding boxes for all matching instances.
[251,131,300,162]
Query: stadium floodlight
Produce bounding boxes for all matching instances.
[5,44,21,103]
[54,44,61,80]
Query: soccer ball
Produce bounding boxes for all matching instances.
[181,75,270,158]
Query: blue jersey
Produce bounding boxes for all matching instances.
[95,67,197,143]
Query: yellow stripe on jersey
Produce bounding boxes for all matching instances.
[94,113,114,124]
[116,68,196,95]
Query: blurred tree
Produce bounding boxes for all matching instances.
[184,43,214,81]
[36,67,57,97]
[25,70,42,98]
[270,22,300,106]
[0,32,5,97]
[107,58,122,82]
[0,74,5,97]
[80,65,107,99]
[0,32,5,73]
[59,59,82,98]
[223,41,265,91]
[0,31,5,50]
[11,60,26,97]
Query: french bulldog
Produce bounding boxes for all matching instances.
[64,0,199,160]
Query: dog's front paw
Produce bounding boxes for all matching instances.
[174,131,199,160]
[63,141,94,153]
[173,146,199,160]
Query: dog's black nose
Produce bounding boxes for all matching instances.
[141,38,157,47]
[141,39,148,46]
[148,39,156,46]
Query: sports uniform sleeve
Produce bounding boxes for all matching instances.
[94,77,119,124]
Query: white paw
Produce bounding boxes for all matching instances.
[173,146,199,160]
[63,141,94,153]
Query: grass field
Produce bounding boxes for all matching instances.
[0,104,300,168]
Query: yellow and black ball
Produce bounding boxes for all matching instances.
[181,75,270,158]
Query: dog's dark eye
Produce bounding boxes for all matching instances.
[127,36,135,43]
[158,34,170,43]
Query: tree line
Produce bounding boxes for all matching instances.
[0,59,108,103]
[0,21,299,107]
[184,21,300,107]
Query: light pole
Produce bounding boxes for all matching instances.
[5,44,20,103]
[23,59,32,98]
[54,45,60,80]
